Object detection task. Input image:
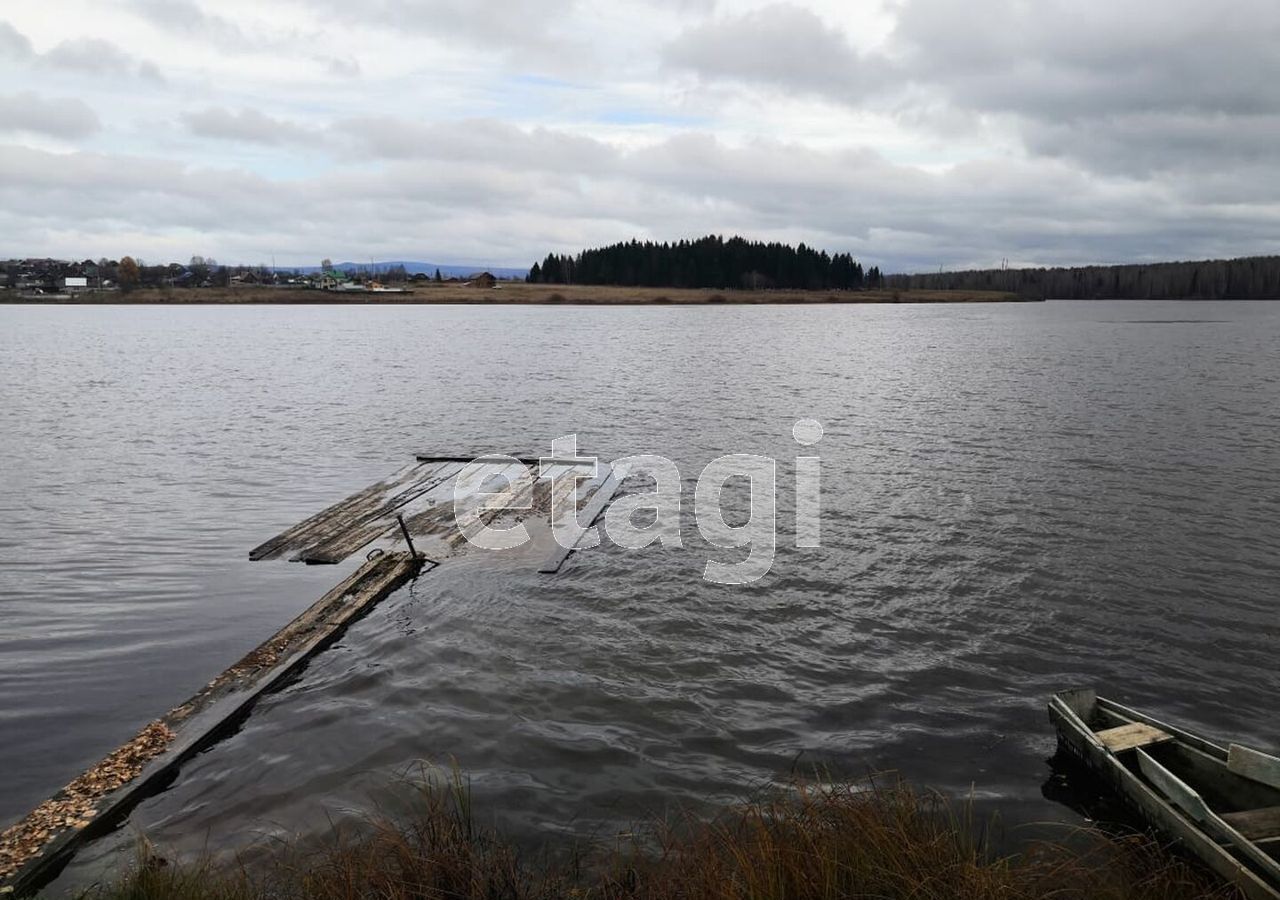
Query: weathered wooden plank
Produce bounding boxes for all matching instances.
[1097,722,1174,754]
[1138,750,1280,884]
[1057,688,1097,723]
[447,462,536,550]
[256,455,604,567]
[396,461,515,539]
[1,552,428,897]
[249,461,438,561]
[1097,697,1226,759]
[1138,749,1213,823]
[297,462,465,564]
[415,453,596,467]
[1231,745,1280,792]
[1222,807,1280,842]
[1162,741,1280,813]
[1049,692,1106,752]
[538,469,620,574]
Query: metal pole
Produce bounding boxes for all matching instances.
[396,514,419,559]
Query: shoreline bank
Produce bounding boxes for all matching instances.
[0,284,1031,306]
[64,771,1233,900]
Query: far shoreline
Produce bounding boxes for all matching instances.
[0,284,1033,306]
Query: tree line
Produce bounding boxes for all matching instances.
[885,256,1280,300]
[528,236,882,290]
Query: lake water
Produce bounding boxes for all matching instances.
[1,301,1278,885]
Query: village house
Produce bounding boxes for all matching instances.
[316,269,350,290]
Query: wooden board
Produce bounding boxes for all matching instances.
[1097,722,1174,754]
[1057,688,1097,722]
[296,462,465,564]
[254,456,610,568]
[250,461,439,561]
[447,462,537,550]
[415,453,597,467]
[538,469,620,574]
[450,471,535,547]
[1137,748,1212,822]
[1231,745,1280,792]
[1222,807,1280,842]
[394,461,541,542]
[1138,750,1280,884]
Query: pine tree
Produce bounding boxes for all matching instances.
[528,235,871,291]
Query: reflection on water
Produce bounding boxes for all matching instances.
[1,301,1279,887]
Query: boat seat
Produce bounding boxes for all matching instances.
[1221,806,1280,842]
[1096,722,1174,754]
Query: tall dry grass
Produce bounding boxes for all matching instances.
[77,773,1237,900]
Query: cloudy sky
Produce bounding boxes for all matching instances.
[2,0,1277,270]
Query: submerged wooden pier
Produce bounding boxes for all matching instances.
[249,455,617,566]
[0,552,425,894]
[1,454,621,896]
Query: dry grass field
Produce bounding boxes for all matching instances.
[6,283,1029,305]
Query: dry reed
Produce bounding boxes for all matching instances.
[76,773,1237,900]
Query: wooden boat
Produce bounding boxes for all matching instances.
[1050,689,1280,900]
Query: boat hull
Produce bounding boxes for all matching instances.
[1049,690,1280,900]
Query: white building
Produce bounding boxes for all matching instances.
[63,276,89,292]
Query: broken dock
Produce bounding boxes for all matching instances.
[0,453,621,896]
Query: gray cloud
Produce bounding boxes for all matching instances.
[0,92,102,139]
[129,0,362,79]
[288,0,589,67]
[892,0,1280,175]
[334,116,616,172]
[42,38,166,83]
[321,55,361,78]
[890,0,1280,119]
[5,1,1280,268]
[665,3,869,102]
[664,0,1280,177]
[129,0,248,47]
[0,23,162,81]
[182,107,320,145]
[5,118,1280,269]
[1021,112,1280,177]
[0,21,34,59]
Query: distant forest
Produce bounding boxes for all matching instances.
[886,255,1280,300]
[528,236,883,290]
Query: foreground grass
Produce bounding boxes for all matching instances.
[77,775,1235,900]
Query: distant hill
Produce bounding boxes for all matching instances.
[290,261,529,279]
